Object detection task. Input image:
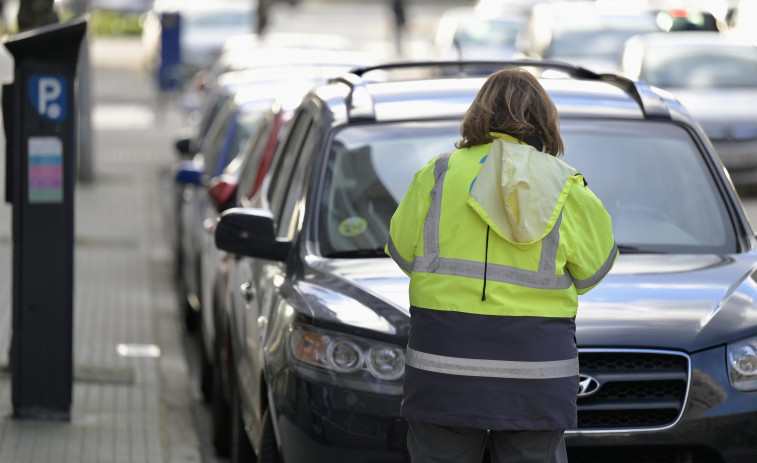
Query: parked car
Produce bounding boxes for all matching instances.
[141,0,256,84]
[174,87,272,332]
[621,31,757,187]
[516,1,662,73]
[200,93,303,456]
[434,6,527,62]
[212,60,757,463]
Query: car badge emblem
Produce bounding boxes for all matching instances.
[577,374,601,398]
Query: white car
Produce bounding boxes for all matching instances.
[434,6,526,62]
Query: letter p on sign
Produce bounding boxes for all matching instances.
[28,73,67,123]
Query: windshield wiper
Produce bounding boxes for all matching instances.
[325,248,387,258]
[616,244,666,254]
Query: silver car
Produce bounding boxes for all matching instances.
[622,31,757,187]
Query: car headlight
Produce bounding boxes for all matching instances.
[290,325,405,395]
[727,335,757,392]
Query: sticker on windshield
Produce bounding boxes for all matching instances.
[338,217,367,237]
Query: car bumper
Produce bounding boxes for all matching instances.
[270,370,409,463]
[566,346,757,463]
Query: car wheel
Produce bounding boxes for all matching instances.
[257,407,280,463]
[230,377,255,463]
[212,366,231,457]
[183,297,199,333]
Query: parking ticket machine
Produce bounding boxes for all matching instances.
[3,18,86,421]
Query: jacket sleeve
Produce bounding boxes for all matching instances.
[564,180,618,295]
[385,169,427,276]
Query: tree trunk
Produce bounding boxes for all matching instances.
[17,0,59,32]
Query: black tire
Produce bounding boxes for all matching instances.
[231,378,255,463]
[183,297,199,333]
[212,366,231,457]
[257,407,281,463]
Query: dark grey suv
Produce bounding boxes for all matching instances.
[213,61,757,463]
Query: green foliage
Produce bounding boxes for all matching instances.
[88,10,143,36]
[59,9,143,36]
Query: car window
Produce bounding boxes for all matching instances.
[278,126,321,241]
[562,119,735,253]
[454,18,522,48]
[268,109,314,235]
[236,113,275,206]
[203,106,265,178]
[318,121,461,257]
[643,50,757,89]
[201,103,236,176]
[548,25,659,59]
[316,119,736,257]
[197,89,233,147]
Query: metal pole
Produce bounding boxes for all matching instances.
[70,0,93,183]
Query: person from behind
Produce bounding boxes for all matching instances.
[386,68,618,463]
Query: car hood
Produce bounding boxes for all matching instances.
[671,90,757,139]
[301,257,410,339]
[577,254,757,351]
[302,253,757,351]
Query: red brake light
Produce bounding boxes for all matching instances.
[207,176,238,209]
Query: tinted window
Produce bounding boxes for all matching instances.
[316,119,736,257]
[268,109,314,235]
[236,114,275,206]
[561,120,735,252]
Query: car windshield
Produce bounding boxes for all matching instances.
[642,49,757,89]
[317,119,736,257]
[454,18,523,47]
[548,26,658,59]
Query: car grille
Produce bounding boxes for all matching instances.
[575,350,689,431]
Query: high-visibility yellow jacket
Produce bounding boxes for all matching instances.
[386,133,617,430]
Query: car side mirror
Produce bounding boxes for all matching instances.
[175,137,193,158]
[215,208,290,261]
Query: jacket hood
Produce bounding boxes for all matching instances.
[467,136,578,244]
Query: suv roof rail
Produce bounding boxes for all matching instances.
[338,60,671,121]
[328,73,377,122]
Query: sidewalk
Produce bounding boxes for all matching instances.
[0,34,203,462]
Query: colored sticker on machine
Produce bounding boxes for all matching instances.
[28,136,63,203]
[338,217,367,237]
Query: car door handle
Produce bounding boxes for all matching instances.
[240,282,255,302]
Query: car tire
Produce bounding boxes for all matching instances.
[231,376,255,463]
[183,297,199,333]
[257,407,280,463]
[212,366,231,457]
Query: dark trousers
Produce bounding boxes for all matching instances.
[407,420,568,463]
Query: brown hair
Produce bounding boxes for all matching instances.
[456,68,564,156]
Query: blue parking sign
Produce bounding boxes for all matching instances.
[28,73,67,123]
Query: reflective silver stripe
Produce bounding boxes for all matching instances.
[414,152,571,290]
[406,347,579,379]
[387,236,413,274]
[539,214,561,274]
[422,152,452,272]
[573,242,619,290]
[413,255,573,289]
